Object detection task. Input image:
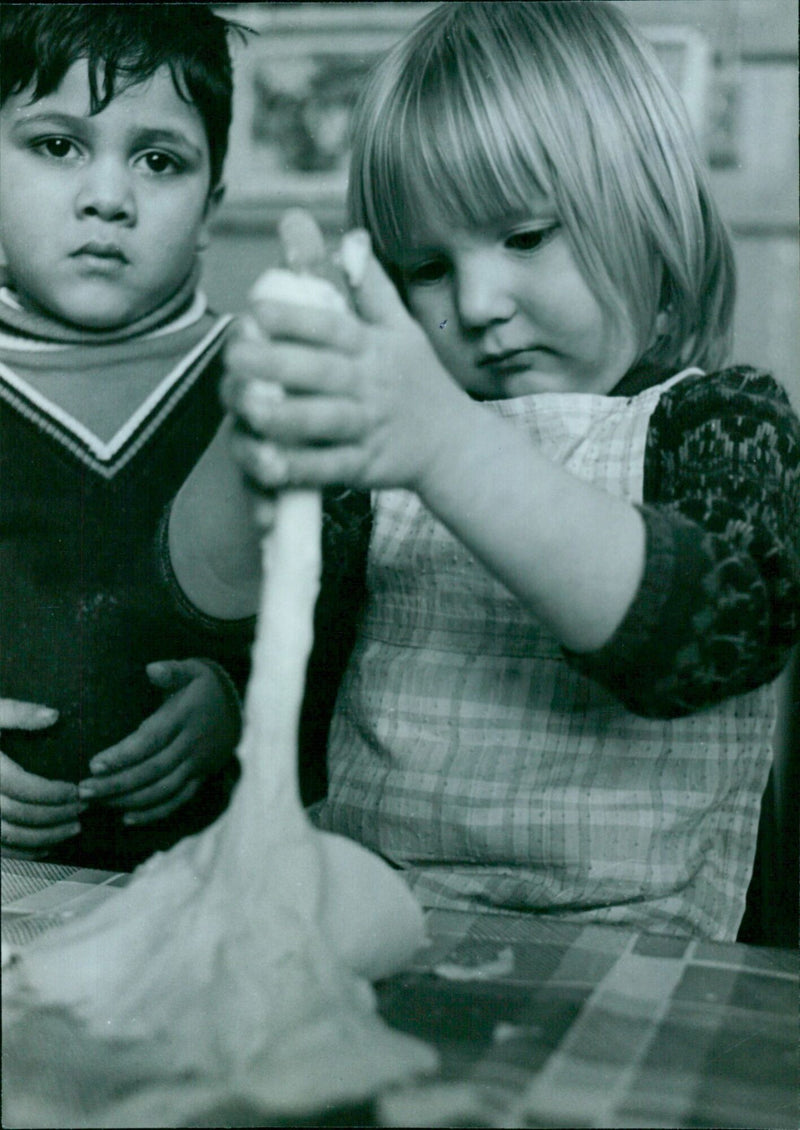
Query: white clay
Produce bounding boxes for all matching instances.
[2,213,436,1127]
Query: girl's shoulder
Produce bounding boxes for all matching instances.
[652,365,800,446]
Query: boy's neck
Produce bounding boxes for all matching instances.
[0,262,201,346]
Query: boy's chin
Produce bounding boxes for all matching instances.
[24,288,167,333]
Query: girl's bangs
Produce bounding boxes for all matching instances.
[367,51,550,265]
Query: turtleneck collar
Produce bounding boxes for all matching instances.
[0,259,202,345]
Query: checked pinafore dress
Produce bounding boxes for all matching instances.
[313,372,776,941]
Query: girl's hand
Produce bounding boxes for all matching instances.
[223,228,468,495]
[0,700,83,857]
[78,660,240,826]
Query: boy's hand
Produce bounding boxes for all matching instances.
[223,224,466,496]
[79,660,240,826]
[1,699,83,857]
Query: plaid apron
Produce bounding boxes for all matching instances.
[314,373,776,940]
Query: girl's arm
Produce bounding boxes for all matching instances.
[167,414,264,620]
[569,369,800,714]
[408,390,647,652]
[225,236,645,653]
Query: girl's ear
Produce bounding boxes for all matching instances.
[197,185,226,251]
[654,308,670,336]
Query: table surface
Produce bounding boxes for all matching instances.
[2,858,797,1129]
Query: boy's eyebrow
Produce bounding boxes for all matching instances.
[10,110,87,132]
[128,128,205,157]
[10,112,203,157]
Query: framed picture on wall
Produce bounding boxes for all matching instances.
[219,3,435,227]
[218,2,711,229]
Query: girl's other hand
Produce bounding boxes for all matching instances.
[78,659,240,826]
[0,701,83,856]
[222,225,468,495]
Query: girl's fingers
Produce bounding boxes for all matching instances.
[231,433,365,490]
[231,389,365,446]
[224,338,359,398]
[247,298,361,354]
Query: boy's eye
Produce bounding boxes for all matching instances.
[34,136,79,160]
[505,224,559,252]
[405,259,448,286]
[136,150,182,175]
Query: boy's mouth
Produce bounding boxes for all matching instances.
[71,241,128,264]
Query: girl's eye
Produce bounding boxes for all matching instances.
[136,150,181,175]
[405,259,448,286]
[34,136,79,160]
[505,224,559,252]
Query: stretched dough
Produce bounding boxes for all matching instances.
[2,223,437,1127]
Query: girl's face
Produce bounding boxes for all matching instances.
[395,201,639,399]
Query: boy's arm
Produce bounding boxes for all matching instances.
[167,414,263,620]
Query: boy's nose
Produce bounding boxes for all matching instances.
[74,159,136,224]
[454,256,515,330]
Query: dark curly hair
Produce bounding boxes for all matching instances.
[0,4,248,189]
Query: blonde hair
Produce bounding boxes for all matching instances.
[347,0,736,373]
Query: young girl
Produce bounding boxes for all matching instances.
[175,1,800,940]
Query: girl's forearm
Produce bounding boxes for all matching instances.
[168,416,263,619]
[415,399,646,653]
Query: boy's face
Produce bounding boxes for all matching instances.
[0,61,221,330]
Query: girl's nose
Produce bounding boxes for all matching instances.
[74,158,136,224]
[454,254,515,330]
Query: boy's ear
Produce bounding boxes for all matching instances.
[197,185,225,250]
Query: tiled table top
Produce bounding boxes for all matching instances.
[3,859,797,1128]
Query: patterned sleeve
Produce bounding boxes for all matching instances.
[568,368,800,717]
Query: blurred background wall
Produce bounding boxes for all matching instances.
[204,0,799,410]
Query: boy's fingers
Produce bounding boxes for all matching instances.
[113,761,194,813]
[122,779,200,826]
[83,723,193,796]
[1,792,84,827]
[87,711,180,777]
[146,659,198,693]
[0,752,78,804]
[1,819,81,850]
[82,749,173,797]
[0,698,59,731]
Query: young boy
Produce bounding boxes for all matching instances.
[0,4,252,870]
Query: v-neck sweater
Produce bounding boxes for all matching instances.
[0,276,247,868]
